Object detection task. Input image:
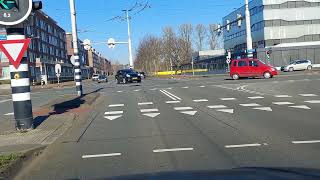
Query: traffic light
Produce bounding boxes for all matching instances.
[237,14,242,27]
[226,20,230,31]
[0,0,42,26]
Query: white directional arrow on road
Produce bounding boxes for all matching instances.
[104,115,122,121]
[253,107,273,112]
[289,105,311,110]
[216,109,234,114]
[180,111,197,116]
[143,113,160,118]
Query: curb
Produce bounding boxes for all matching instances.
[0,146,46,180]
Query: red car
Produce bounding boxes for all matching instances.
[230,58,278,80]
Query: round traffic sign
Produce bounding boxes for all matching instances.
[226,59,231,64]
[108,38,115,45]
[84,44,91,51]
[83,39,91,46]
[55,64,61,74]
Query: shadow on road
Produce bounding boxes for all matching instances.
[33,88,103,128]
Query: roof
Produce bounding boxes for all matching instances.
[273,41,320,48]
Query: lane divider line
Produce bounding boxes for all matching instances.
[292,140,320,144]
[207,105,227,109]
[239,103,261,107]
[140,109,159,113]
[82,153,122,159]
[193,99,209,102]
[104,111,124,115]
[138,102,153,105]
[220,98,236,101]
[174,107,193,111]
[108,104,124,107]
[272,102,294,105]
[153,148,194,153]
[225,143,261,148]
[166,101,180,104]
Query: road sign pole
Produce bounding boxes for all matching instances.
[69,0,83,96]
[7,26,33,131]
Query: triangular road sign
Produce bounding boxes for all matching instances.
[143,113,160,118]
[0,39,31,69]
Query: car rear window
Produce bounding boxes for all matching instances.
[238,61,248,67]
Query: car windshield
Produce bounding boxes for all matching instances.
[7,1,320,180]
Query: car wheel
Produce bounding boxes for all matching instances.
[232,74,239,80]
[289,67,294,72]
[264,72,271,79]
[307,65,312,71]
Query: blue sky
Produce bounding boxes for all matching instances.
[42,0,243,64]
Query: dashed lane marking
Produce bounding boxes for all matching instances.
[138,102,153,105]
[289,105,311,110]
[133,89,141,92]
[220,98,236,101]
[193,99,209,102]
[117,91,123,93]
[153,148,194,153]
[180,111,197,115]
[143,113,160,118]
[207,105,227,109]
[275,95,292,98]
[149,88,158,91]
[239,103,261,107]
[181,87,189,89]
[216,109,234,114]
[140,109,159,113]
[299,94,318,97]
[292,140,320,144]
[104,111,124,115]
[108,104,124,107]
[82,153,122,159]
[199,85,206,88]
[225,143,262,148]
[166,101,180,104]
[104,115,122,121]
[4,112,14,116]
[248,96,264,99]
[272,102,295,105]
[304,100,320,104]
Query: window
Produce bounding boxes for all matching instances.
[238,61,248,67]
[249,61,259,67]
[233,61,237,67]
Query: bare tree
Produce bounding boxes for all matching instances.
[195,24,207,51]
[162,26,178,70]
[178,24,193,64]
[208,24,219,50]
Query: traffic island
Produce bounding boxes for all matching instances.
[0,91,101,179]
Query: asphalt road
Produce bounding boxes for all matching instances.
[13,71,320,179]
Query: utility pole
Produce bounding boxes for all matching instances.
[245,0,253,58]
[124,10,134,69]
[69,0,83,96]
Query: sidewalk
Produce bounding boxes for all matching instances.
[0,91,101,179]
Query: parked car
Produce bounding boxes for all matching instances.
[230,58,278,80]
[97,75,108,83]
[92,74,99,81]
[115,69,142,84]
[281,60,312,72]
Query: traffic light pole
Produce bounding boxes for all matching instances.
[124,10,134,69]
[69,0,83,96]
[245,0,253,58]
[7,25,33,131]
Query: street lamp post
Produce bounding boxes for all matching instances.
[245,0,253,58]
[124,10,134,69]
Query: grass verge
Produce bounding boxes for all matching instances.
[0,154,20,169]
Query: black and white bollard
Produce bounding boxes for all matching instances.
[74,56,82,96]
[7,27,33,130]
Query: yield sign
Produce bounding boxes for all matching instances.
[0,39,31,69]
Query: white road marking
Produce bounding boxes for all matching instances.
[207,105,227,109]
[216,109,234,114]
[199,85,206,88]
[225,143,261,148]
[165,87,172,90]
[153,148,194,153]
[181,87,189,89]
[143,113,160,118]
[304,100,320,104]
[82,153,122,159]
[133,89,141,92]
[289,105,311,110]
[180,111,197,115]
[272,102,294,105]
[149,88,158,91]
[104,111,124,115]
[248,96,264,99]
[220,98,236,101]
[193,99,208,102]
[166,101,180,104]
[275,95,292,98]
[162,90,182,100]
[299,94,318,97]
[108,104,124,107]
[239,103,261,107]
[117,91,123,93]
[292,140,320,144]
[0,99,12,103]
[4,112,14,116]
[288,80,295,83]
[138,102,153,105]
[253,107,273,112]
[104,115,122,121]
[140,109,159,113]
[174,107,193,111]
[160,90,177,100]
